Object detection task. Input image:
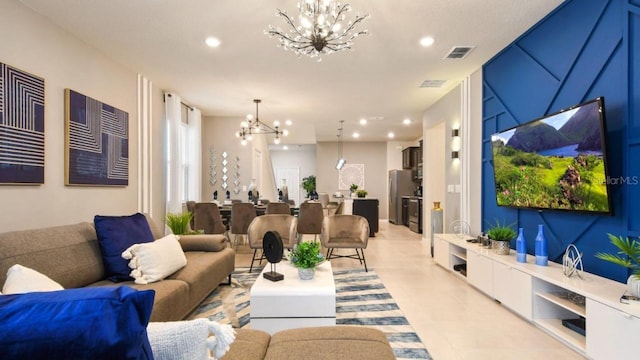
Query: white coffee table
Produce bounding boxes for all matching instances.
[250,260,336,334]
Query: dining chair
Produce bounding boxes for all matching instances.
[230,203,257,248]
[320,214,370,272]
[185,201,196,231]
[193,202,229,243]
[297,202,323,241]
[247,214,298,272]
[266,202,290,215]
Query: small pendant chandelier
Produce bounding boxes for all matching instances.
[236,99,290,145]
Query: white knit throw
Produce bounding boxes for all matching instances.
[147,319,236,360]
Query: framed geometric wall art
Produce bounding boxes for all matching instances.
[338,163,365,190]
[65,89,128,186]
[0,62,45,184]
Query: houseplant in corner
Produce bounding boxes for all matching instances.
[595,233,640,297]
[486,220,517,255]
[302,175,316,199]
[289,241,324,280]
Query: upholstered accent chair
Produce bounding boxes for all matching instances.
[265,202,290,215]
[247,214,298,272]
[192,203,229,243]
[297,202,323,241]
[230,203,257,248]
[318,193,339,216]
[320,215,370,272]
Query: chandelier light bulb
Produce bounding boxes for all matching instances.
[274,137,281,144]
[246,114,254,121]
[241,139,247,146]
[247,134,253,141]
[240,121,248,128]
[237,98,291,145]
[273,120,280,127]
[283,129,289,136]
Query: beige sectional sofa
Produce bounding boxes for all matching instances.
[0,214,235,322]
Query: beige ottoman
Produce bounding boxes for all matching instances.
[222,326,395,360]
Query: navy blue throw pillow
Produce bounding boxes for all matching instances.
[94,213,155,282]
[0,286,155,360]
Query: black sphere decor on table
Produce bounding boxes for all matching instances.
[263,231,284,282]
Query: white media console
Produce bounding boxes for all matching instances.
[434,233,640,359]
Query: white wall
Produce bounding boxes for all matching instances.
[422,84,462,234]
[0,1,141,231]
[270,145,317,205]
[468,68,483,234]
[201,116,255,202]
[316,141,389,219]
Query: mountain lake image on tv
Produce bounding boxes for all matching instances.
[491,97,612,214]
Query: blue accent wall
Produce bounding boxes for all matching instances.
[482,0,640,282]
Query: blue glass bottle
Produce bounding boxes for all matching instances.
[535,224,548,266]
[516,228,526,263]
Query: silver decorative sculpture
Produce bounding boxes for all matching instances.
[563,244,583,278]
[233,156,241,195]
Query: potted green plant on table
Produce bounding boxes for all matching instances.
[356,189,368,198]
[350,183,359,197]
[596,234,640,297]
[302,175,316,199]
[289,241,324,280]
[165,212,195,235]
[486,219,517,255]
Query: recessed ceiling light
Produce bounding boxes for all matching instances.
[388,132,395,139]
[283,145,288,150]
[403,118,411,125]
[352,132,360,138]
[359,118,367,125]
[420,36,435,47]
[205,37,221,48]
[285,120,293,126]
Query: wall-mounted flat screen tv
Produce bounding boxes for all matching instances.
[490,97,612,214]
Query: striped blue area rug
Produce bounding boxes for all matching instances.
[189,267,432,360]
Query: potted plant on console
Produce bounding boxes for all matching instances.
[289,241,324,280]
[596,234,640,297]
[350,183,359,198]
[486,220,517,255]
[356,189,368,198]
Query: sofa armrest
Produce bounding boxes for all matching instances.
[178,234,227,252]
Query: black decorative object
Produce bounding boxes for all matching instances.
[263,231,284,282]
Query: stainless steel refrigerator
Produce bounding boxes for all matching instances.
[388,170,415,224]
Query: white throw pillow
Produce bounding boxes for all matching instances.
[122,234,187,285]
[147,319,235,360]
[2,264,64,294]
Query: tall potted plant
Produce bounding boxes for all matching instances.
[302,175,316,198]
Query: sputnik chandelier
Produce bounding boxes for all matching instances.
[266,0,369,61]
[236,99,290,146]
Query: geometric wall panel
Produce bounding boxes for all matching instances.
[482,0,634,282]
[0,62,45,184]
[65,89,128,186]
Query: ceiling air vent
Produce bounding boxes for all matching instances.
[419,80,447,88]
[445,46,475,59]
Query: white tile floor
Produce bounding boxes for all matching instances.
[233,220,585,359]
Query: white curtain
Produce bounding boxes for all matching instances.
[165,92,183,215]
[187,107,202,202]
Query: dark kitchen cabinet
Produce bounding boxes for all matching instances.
[353,198,379,237]
[402,146,419,170]
[401,197,409,226]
